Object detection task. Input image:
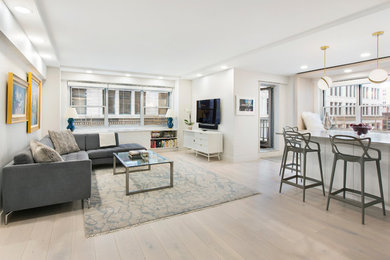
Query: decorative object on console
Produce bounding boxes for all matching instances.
[165,108,175,128]
[350,123,372,136]
[317,46,332,90]
[236,96,255,115]
[184,108,194,130]
[368,31,388,84]
[65,107,78,131]
[27,72,41,133]
[323,112,334,130]
[48,129,80,155]
[6,73,28,124]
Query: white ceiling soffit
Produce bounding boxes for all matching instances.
[4,0,59,67]
[19,0,390,78]
[0,0,46,77]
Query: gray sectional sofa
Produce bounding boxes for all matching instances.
[2,132,145,224]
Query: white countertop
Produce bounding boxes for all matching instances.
[305,130,390,145]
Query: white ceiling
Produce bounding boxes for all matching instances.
[5,0,390,78]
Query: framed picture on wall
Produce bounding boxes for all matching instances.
[27,72,41,133]
[6,73,28,124]
[236,96,256,115]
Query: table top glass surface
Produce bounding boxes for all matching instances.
[114,150,170,168]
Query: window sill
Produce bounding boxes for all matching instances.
[73,126,178,134]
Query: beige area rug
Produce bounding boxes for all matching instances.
[83,159,259,237]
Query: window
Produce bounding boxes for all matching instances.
[69,83,172,128]
[322,80,390,131]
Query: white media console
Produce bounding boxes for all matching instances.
[183,129,223,161]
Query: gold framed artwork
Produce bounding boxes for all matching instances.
[27,72,41,133]
[6,73,28,124]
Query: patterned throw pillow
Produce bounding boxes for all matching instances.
[48,130,80,155]
[30,140,64,163]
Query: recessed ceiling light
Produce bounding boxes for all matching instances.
[125,74,131,77]
[344,69,352,73]
[158,76,164,79]
[220,65,228,70]
[300,65,308,70]
[86,70,92,73]
[361,52,370,58]
[196,73,203,77]
[14,6,32,14]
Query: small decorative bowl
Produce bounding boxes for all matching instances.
[350,123,372,136]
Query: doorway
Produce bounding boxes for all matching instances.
[259,85,274,149]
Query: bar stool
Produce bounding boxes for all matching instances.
[279,131,325,202]
[326,135,386,224]
[278,126,301,178]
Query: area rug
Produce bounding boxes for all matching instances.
[83,159,259,237]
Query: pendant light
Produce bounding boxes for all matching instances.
[368,31,388,84]
[317,46,332,90]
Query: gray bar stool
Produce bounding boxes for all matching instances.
[279,126,301,178]
[326,135,386,224]
[279,131,325,202]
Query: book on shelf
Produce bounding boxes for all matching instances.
[150,139,177,149]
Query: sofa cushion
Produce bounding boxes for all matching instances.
[30,140,64,163]
[61,151,89,162]
[118,143,146,151]
[73,134,86,151]
[40,136,54,149]
[49,130,80,155]
[14,148,34,165]
[85,134,100,151]
[87,143,146,159]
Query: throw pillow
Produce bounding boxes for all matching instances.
[301,112,325,131]
[48,130,80,155]
[14,148,35,165]
[30,140,64,163]
[99,133,116,147]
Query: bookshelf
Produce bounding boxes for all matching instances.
[150,130,178,150]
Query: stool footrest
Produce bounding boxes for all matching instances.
[281,175,323,190]
[329,188,384,208]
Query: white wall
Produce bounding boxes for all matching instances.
[192,69,235,160]
[0,33,43,208]
[234,69,291,160]
[175,80,192,147]
[295,77,316,129]
[192,68,292,162]
[41,67,61,134]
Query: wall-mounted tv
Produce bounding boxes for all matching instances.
[196,99,221,128]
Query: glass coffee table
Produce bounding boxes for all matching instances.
[113,150,173,195]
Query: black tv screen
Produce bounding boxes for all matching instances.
[196,99,221,125]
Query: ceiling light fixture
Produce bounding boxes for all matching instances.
[368,31,388,84]
[14,6,32,14]
[86,70,92,73]
[196,73,203,77]
[360,52,370,58]
[220,65,228,70]
[317,46,332,90]
[300,65,308,70]
[125,74,131,77]
[344,69,352,73]
[158,76,164,79]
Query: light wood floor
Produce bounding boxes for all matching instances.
[1,150,390,260]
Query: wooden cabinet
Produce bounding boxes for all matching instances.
[183,129,223,161]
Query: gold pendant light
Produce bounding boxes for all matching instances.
[368,31,388,84]
[317,46,332,90]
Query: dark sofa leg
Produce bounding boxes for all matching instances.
[87,198,91,208]
[3,211,12,225]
